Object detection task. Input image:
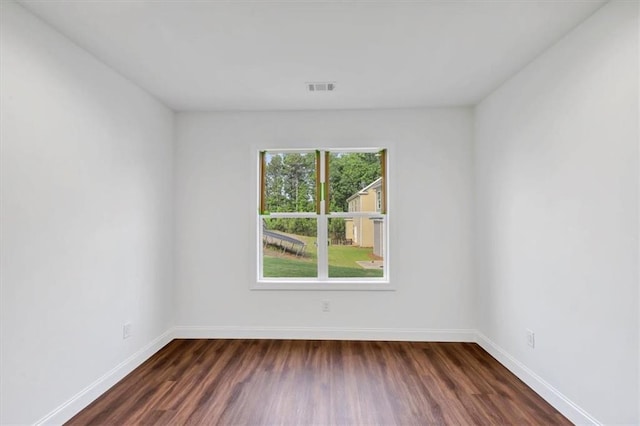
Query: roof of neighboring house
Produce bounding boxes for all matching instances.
[347,177,382,202]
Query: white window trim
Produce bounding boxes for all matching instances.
[253,147,391,291]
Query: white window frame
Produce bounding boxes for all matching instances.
[254,148,392,291]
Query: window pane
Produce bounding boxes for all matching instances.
[328,152,382,213]
[265,152,317,213]
[262,218,317,278]
[328,217,384,278]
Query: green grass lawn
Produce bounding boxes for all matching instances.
[263,234,383,278]
[263,255,318,278]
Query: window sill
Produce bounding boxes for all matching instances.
[252,280,394,291]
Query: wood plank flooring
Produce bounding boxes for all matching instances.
[67,340,571,425]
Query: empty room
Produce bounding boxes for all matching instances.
[1,0,638,424]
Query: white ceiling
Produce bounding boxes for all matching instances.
[19,0,606,111]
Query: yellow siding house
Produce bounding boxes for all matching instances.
[344,178,384,258]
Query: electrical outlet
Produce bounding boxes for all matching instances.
[526,329,535,348]
[123,323,132,339]
[321,300,330,312]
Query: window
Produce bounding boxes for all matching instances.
[257,149,389,288]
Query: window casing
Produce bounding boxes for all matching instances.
[256,148,389,289]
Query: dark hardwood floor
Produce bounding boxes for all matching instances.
[67,339,571,425]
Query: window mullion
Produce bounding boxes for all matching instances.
[317,151,329,279]
[315,150,321,215]
[324,151,330,214]
[317,215,328,280]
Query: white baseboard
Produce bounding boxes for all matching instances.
[475,332,601,425]
[173,325,477,342]
[34,328,175,425]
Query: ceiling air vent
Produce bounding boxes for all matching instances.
[307,82,336,92]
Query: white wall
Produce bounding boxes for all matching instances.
[475,1,639,424]
[174,109,474,338]
[0,2,174,424]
